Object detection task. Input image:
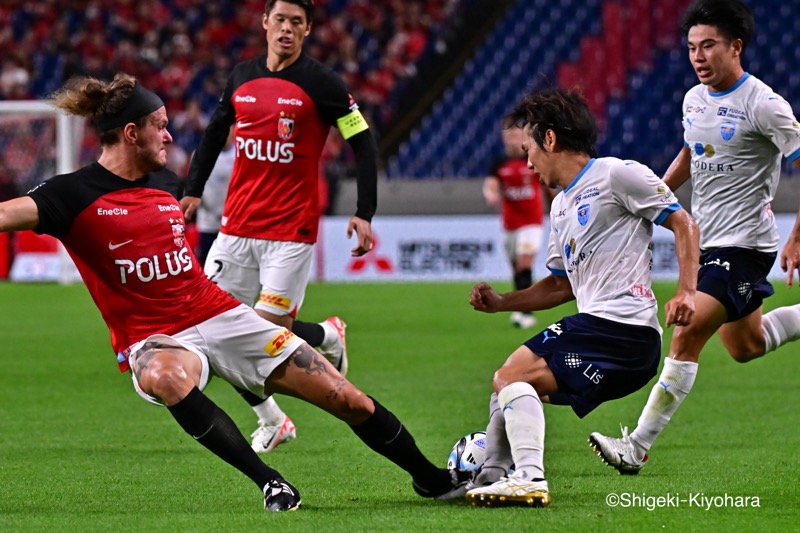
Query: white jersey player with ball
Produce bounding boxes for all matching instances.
[547,157,680,334]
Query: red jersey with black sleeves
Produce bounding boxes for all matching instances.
[186,52,377,243]
[488,157,545,231]
[28,163,239,370]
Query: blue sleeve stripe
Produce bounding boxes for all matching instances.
[788,147,800,162]
[654,203,682,225]
[684,140,690,148]
[549,267,568,277]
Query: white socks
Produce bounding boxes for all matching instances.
[475,393,513,486]
[630,358,698,455]
[253,396,285,426]
[320,320,338,350]
[497,382,545,481]
[761,304,800,353]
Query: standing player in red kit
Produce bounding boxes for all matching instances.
[181,0,378,454]
[483,125,550,330]
[0,73,467,511]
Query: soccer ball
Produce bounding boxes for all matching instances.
[447,431,487,471]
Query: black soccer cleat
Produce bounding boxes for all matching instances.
[413,468,472,499]
[263,478,302,512]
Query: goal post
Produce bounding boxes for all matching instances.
[0,100,84,284]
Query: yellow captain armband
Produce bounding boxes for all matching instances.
[336,109,369,139]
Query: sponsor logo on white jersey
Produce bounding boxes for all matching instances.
[235,95,257,103]
[574,187,600,204]
[693,161,735,172]
[716,106,746,120]
[115,246,193,284]
[235,136,294,164]
[630,284,655,300]
[277,97,303,106]
[98,207,129,216]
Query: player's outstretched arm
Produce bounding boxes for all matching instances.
[470,275,573,314]
[660,208,699,327]
[0,197,39,232]
[662,146,692,192]
[347,215,373,257]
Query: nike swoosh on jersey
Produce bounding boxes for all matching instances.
[237,121,252,128]
[108,240,133,250]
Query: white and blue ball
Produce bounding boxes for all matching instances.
[447,431,487,471]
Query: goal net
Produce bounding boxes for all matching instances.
[0,100,86,283]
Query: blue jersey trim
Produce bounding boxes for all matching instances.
[549,267,568,277]
[788,147,800,163]
[654,203,682,225]
[563,158,596,193]
[708,72,750,98]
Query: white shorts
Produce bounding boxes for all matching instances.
[204,233,314,316]
[504,224,544,263]
[128,303,306,406]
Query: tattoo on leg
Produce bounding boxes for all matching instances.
[132,342,173,383]
[132,348,159,383]
[289,345,328,375]
[325,379,346,403]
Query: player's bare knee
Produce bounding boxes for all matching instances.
[492,368,518,394]
[727,343,764,363]
[134,349,193,398]
[331,385,373,424]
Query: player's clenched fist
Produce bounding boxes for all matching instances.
[470,282,502,313]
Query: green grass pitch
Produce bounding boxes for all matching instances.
[0,280,798,531]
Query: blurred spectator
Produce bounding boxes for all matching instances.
[0,154,19,201]
[0,52,32,100]
[171,99,209,154]
[0,1,451,136]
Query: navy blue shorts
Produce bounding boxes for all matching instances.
[524,314,661,418]
[697,247,776,322]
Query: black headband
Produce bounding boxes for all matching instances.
[94,82,164,133]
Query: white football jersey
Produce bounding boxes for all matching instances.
[682,73,800,251]
[197,145,235,233]
[547,158,681,332]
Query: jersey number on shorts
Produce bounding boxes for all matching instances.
[208,259,224,284]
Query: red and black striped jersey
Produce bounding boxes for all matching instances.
[186,52,377,243]
[28,163,239,370]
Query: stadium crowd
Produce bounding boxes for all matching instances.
[0,0,459,178]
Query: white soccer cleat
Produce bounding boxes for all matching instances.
[510,311,537,329]
[465,475,551,508]
[320,316,348,376]
[588,425,647,475]
[251,415,297,454]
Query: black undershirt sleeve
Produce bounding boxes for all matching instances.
[346,129,378,222]
[184,86,236,198]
